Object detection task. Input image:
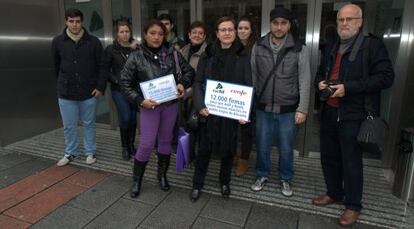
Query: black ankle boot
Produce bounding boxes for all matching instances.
[128,125,137,156]
[120,128,130,161]
[221,184,231,198]
[157,153,171,191]
[130,159,147,198]
[190,188,202,202]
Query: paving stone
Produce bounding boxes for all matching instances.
[66,175,130,213]
[199,195,252,226]
[191,217,242,229]
[84,198,154,229]
[0,174,61,212]
[31,205,95,229]
[297,213,342,229]
[4,181,86,224]
[140,189,210,229]
[0,158,54,188]
[123,181,170,206]
[0,214,31,229]
[245,203,299,229]
[0,153,33,171]
[38,165,80,181]
[65,168,110,188]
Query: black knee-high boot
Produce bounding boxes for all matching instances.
[120,128,130,161]
[129,125,137,156]
[130,159,147,198]
[157,153,170,191]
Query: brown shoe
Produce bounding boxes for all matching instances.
[339,209,360,227]
[312,195,338,206]
[235,159,248,176]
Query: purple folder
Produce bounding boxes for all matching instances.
[176,127,190,172]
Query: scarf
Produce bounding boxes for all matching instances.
[66,28,84,43]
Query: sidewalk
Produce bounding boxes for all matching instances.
[1,124,413,228]
[0,151,380,229]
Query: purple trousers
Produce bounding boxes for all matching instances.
[135,102,178,162]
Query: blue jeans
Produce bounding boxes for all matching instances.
[58,97,97,156]
[255,110,298,181]
[111,90,137,129]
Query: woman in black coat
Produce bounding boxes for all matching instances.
[190,16,252,202]
[104,20,139,161]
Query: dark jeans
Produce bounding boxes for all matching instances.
[192,123,233,189]
[240,121,253,160]
[320,105,363,211]
[111,90,137,129]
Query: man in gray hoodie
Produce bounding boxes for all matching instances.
[250,7,311,197]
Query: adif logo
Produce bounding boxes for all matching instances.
[148,83,155,89]
[231,89,247,96]
[213,83,225,94]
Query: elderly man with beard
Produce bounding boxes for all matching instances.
[312,4,394,227]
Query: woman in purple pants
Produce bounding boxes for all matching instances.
[120,19,194,198]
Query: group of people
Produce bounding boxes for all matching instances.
[52,3,394,227]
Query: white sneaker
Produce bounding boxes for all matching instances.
[251,177,268,192]
[57,154,75,166]
[281,180,293,197]
[86,155,96,165]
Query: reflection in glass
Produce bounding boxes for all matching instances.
[141,0,190,40]
[64,0,104,39]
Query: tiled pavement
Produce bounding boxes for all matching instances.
[0,150,400,229]
[1,125,414,229]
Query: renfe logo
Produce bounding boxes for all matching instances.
[230,89,247,96]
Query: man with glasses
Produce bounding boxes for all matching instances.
[52,8,106,166]
[250,7,311,197]
[312,4,394,227]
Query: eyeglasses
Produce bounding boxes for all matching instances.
[337,17,361,23]
[218,28,235,33]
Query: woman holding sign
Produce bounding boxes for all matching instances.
[120,19,194,198]
[190,16,252,202]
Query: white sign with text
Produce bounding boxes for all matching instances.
[204,79,254,121]
[139,74,178,103]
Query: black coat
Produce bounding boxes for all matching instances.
[104,40,138,91]
[315,33,394,120]
[193,40,252,157]
[119,43,195,106]
[52,28,106,100]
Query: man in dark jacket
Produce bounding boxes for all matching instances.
[312,4,394,227]
[52,8,106,166]
[250,7,311,197]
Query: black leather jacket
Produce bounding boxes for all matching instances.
[120,43,195,106]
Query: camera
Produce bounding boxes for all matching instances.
[319,80,340,101]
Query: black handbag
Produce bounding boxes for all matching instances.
[357,115,389,154]
[186,108,199,131]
